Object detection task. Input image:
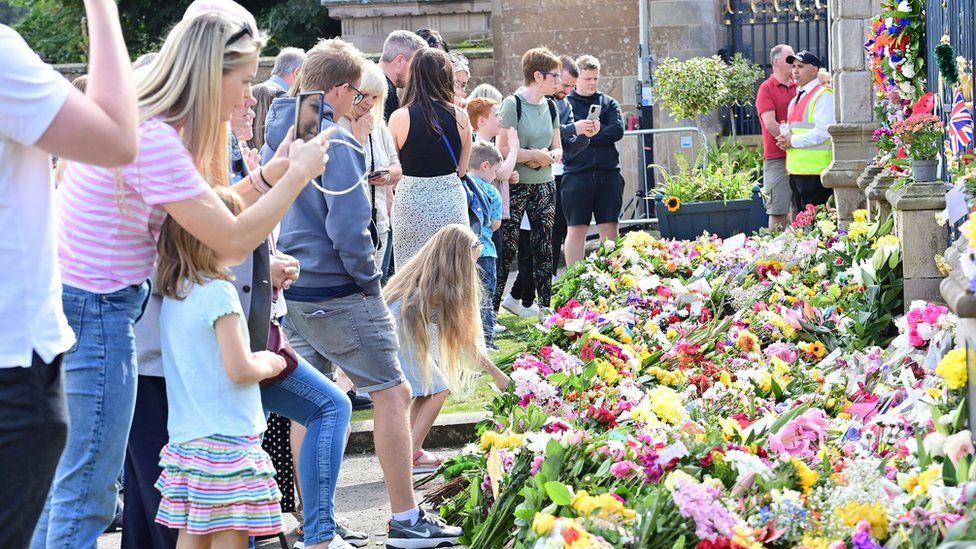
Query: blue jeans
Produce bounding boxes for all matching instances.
[477,256,497,345]
[33,282,150,549]
[261,355,351,544]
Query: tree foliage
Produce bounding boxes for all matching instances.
[9,0,340,64]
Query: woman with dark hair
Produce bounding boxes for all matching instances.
[388,48,472,265]
[415,27,448,51]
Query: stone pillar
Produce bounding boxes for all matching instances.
[823,0,880,226]
[941,238,976,346]
[865,169,896,221]
[886,181,947,304]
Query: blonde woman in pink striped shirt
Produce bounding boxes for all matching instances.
[34,11,332,547]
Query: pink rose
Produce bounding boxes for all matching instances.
[610,460,638,479]
[944,431,975,466]
[765,342,798,364]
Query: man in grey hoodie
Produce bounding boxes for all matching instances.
[260,39,461,549]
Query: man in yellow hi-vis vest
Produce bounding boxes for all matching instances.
[776,50,835,213]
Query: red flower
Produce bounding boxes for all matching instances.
[562,526,580,544]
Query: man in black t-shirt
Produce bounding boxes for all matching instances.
[378,30,428,122]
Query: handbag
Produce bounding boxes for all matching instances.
[260,318,299,387]
[437,109,483,236]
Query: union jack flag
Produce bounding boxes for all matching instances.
[948,87,973,156]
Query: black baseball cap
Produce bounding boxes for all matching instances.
[785,50,823,68]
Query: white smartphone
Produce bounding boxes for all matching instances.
[587,104,602,120]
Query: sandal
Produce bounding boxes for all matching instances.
[412,449,446,474]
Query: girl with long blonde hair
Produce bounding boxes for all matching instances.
[39,8,332,547]
[383,224,509,472]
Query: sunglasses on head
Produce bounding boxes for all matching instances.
[225,21,254,47]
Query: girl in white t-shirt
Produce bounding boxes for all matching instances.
[154,187,286,546]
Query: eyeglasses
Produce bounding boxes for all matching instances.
[540,71,562,80]
[225,22,254,47]
[348,83,365,106]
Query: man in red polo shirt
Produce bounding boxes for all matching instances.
[755,44,797,230]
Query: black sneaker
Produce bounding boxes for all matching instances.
[386,510,461,548]
[347,390,373,411]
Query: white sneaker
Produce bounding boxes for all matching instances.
[519,303,540,318]
[327,534,356,549]
[501,294,521,315]
[494,323,507,334]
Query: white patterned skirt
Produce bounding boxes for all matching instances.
[392,174,468,266]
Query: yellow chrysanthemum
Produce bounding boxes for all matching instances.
[719,416,741,440]
[719,370,733,386]
[936,348,971,390]
[622,231,654,249]
[847,220,871,240]
[646,366,684,386]
[732,525,763,549]
[791,457,819,495]
[801,535,833,549]
[595,360,622,385]
[648,385,685,425]
[835,500,889,539]
[736,330,759,352]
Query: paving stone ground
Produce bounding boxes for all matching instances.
[97,447,461,549]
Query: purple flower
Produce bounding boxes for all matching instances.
[852,520,884,549]
[672,479,738,541]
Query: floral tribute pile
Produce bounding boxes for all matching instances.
[425,206,976,548]
[863,0,928,173]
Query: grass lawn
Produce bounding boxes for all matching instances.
[349,309,538,423]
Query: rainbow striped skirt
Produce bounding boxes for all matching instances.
[154,434,282,536]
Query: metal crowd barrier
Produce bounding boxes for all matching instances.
[615,126,707,227]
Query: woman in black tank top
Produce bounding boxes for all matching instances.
[388,48,472,266]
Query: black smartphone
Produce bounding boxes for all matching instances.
[295,91,324,142]
[367,169,390,179]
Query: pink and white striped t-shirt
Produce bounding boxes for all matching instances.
[58,117,210,293]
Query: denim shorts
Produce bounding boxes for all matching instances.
[283,293,406,394]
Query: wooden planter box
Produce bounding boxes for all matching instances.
[654,186,768,240]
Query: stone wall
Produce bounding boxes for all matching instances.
[53,49,496,96]
[323,0,492,53]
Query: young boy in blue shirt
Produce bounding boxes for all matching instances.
[467,141,504,349]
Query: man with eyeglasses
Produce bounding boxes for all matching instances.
[263,38,460,549]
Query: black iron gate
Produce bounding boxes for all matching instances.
[722,0,830,135]
[924,0,976,113]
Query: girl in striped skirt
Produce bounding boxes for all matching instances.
[153,187,288,546]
